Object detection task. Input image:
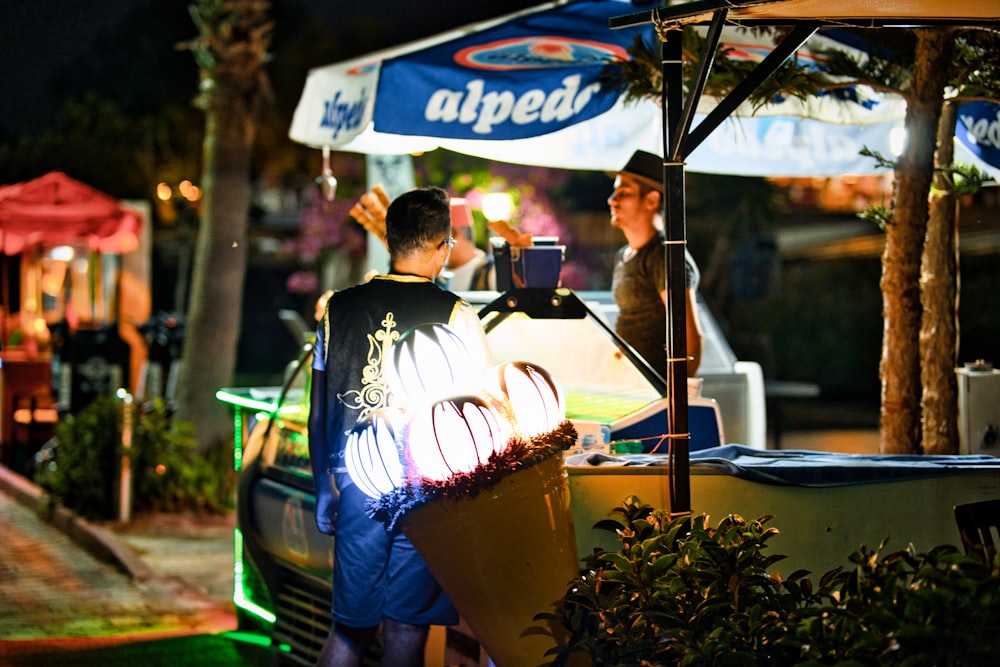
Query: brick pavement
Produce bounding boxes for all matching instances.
[0,486,237,642]
[108,511,239,608]
[0,461,256,665]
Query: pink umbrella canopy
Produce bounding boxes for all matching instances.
[0,171,142,255]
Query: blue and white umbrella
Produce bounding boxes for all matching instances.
[290,0,653,170]
[289,0,1000,177]
[956,101,1000,175]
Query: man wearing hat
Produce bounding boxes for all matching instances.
[608,149,703,378]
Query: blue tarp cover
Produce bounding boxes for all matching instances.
[567,445,1000,487]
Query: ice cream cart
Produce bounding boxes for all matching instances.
[220,288,1000,666]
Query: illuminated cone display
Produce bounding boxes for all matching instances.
[384,322,480,408]
[342,323,578,665]
[488,361,565,439]
[344,410,404,498]
[406,396,511,481]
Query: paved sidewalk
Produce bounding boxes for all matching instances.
[0,464,263,665]
[107,510,239,609]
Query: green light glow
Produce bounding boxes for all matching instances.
[215,388,306,416]
[233,528,276,623]
[232,408,243,471]
[220,630,272,647]
[215,389,277,412]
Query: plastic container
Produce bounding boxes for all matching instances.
[491,239,564,290]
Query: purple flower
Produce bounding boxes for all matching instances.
[287,271,320,294]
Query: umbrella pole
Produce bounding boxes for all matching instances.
[90,250,98,323]
[659,7,731,517]
[655,13,819,515]
[1,253,8,346]
[661,30,691,516]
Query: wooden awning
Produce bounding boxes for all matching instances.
[610,0,1000,28]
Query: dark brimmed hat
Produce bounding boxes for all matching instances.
[616,150,663,192]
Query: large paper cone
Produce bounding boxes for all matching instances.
[401,453,578,666]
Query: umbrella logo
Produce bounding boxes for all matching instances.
[320,88,370,139]
[957,101,1000,167]
[455,37,628,71]
[346,62,379,76]
[723,41,829,70]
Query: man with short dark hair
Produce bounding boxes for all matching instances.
[608,150,703,377]
[309,186,491,666]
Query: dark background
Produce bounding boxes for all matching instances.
[0,0,547,136]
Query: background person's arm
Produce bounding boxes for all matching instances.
[658,287,703,377]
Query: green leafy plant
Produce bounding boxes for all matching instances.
[791,540,1000,666]
[131,398,235,514]
[536,496,819,665]
[35,395,121,520]
[35,396,234,519]
[607,30,831,113]
[537,496,1000,666]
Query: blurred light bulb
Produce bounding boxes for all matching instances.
[889,126,907,157]
[317,173,338,202]
[156,182,172,202]
[481,192,513,222]
[318,145,337,201]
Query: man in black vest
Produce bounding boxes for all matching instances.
[309,186,491,666]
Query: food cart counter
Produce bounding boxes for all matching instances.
[223,288,767,665]
[567,447,1000,576]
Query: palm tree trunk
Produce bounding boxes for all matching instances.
[173,0,272,453]
[920,100,960,455]
[173,110,251,452]
[880,29,953,454]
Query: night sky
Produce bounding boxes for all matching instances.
[0,0,546,137]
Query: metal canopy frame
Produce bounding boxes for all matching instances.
[610,0,1000,515]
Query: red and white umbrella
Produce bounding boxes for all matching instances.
[0,171,142,255]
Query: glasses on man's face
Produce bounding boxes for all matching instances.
[438,237,456,250]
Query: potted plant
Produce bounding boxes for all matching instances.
[537,496,1000,666]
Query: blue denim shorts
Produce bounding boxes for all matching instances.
[331,473,457,628]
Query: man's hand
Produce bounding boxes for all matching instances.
[487,220,532,247]
[349,184,392,245]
